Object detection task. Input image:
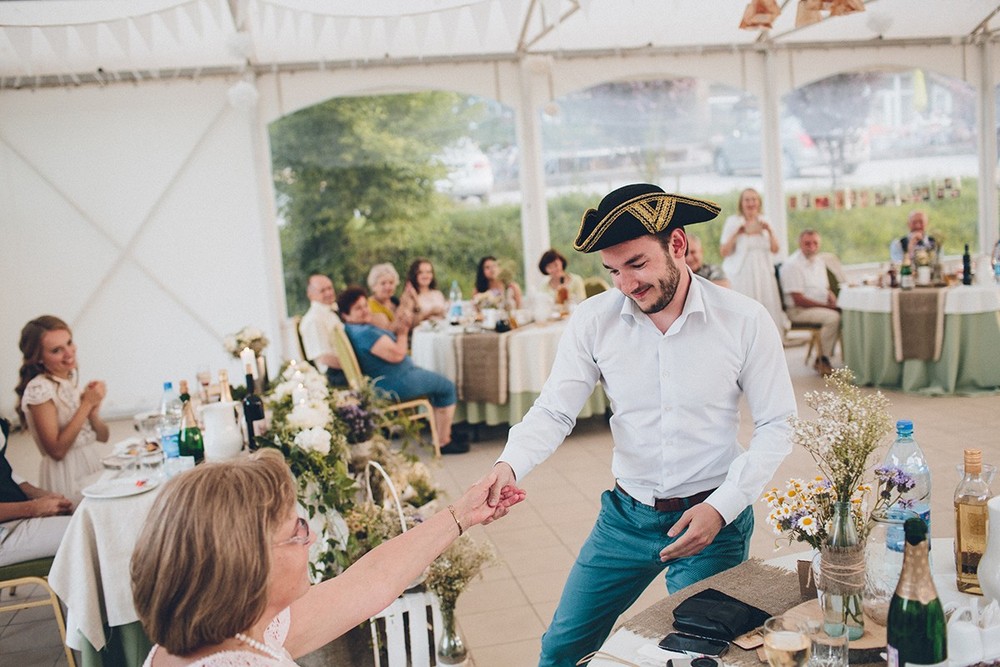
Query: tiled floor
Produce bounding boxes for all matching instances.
[3,344,999,666]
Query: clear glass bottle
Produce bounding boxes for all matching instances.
[820,500,865,640]
[887,518,947,667]
[954,448,993,594]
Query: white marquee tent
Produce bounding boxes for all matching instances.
[3,0,1000,417]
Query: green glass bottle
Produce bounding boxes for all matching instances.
[886,518,946,667]
[177,380,205,463]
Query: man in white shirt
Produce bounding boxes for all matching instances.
[889,210,937,264]
[780,229,841,376]
[298,274,346,386]
[481,184,796,667]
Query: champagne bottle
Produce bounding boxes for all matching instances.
[887,518,947,667]
[954,449,991,594]
[962,244,972,285]
[900,256,914,290]
[218,369,234,403]
[177,380,204,463]
[241,365,265,451]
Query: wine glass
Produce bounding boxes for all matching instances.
[763,615,811,667]
[196,364,212,401]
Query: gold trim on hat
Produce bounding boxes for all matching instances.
[574,193,719,252]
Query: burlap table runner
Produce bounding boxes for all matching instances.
[454,332,508,403]
[891,287,946,362]
[625,558,807,667]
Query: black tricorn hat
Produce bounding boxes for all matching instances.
[573,184,721,253]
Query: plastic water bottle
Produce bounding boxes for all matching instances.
[447,280,463,324]
[158,381,183,459]
[883,419,932,550]
[992,239,1000,284]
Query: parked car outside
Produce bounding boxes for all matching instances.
[434,140,494,202]
[712,113,869,177]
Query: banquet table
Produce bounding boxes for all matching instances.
[837,284,1000,395]
[410,319,608,425]
[591,537,969,666]
[48,478,159,666]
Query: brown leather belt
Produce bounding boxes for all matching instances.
[615,482,716,513]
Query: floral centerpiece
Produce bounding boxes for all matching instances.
[471,291,504,312]
[762,368,903,638]
[223,325,269,358]
[425,535,498,664]
[259,361,440,580]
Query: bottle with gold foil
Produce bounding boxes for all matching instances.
[955,448,992,594]
[177,380,204,463]
[887,518,946,667]
[218,369,234,403]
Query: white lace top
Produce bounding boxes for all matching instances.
[22,372,102,500]
[142,608,296,666]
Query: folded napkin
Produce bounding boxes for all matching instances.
[454,332,509,404]
[892,287,947,362]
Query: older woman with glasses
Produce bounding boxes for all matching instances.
[131,449,524,665]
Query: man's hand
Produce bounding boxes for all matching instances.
[31,495,74,517]
[658,503,725,562]
[483,462,521,524]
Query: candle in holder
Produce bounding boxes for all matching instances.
[240,347,258,379]
[292,383,308,405]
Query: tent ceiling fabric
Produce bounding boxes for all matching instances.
[3,0,1000,87]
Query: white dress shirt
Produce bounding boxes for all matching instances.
[780,250,830,307]
[299,300,342,372]
[498,272,795,525]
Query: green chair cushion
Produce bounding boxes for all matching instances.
[0,556,54,581]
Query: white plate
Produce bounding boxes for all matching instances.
[82,476,160,499]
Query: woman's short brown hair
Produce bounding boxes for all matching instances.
[537,249,568,275]
[131,449,296,655]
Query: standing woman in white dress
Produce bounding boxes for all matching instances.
[719,188,789,334]
[15,316,107,501]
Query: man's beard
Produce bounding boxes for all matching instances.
[633,257,681,315]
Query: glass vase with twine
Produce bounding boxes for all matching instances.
[818,500,865,640]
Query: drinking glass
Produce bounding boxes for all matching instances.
[806,621,849,667]
[763,615,811,667]
[134,411,162,446]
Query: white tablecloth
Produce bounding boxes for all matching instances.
[838,285,1000,314]
[411,319,609,425]
[49,479,161,650]
[411,320,569,394]
[591,538,969,666]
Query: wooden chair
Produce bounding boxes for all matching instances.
[0,556,76,666]
[370,589,443,667]
[331,327,441,457]
[583,276,611,298]
[775,264,824,365]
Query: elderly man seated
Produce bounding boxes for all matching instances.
[890,210,937,264]
[299,274,347,387]
[685,234,729,287]
[780,229,841,376]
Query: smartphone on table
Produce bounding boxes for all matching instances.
[658,631,730,657]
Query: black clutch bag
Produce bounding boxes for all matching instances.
[671,588,771,641]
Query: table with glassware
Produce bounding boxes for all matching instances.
[837,284,1000,395]
[48,452,166,666]
[410,319,608,425]
[590,538,973,667]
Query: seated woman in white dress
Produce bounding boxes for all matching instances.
[15,316,108,502]
[131,449,525,666]
[0,417,74,567]
[536,248,587,305]
[398,258,448,326]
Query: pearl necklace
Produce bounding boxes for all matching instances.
[234,632,286,662]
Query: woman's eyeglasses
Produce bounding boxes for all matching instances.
[274,517,310,547]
